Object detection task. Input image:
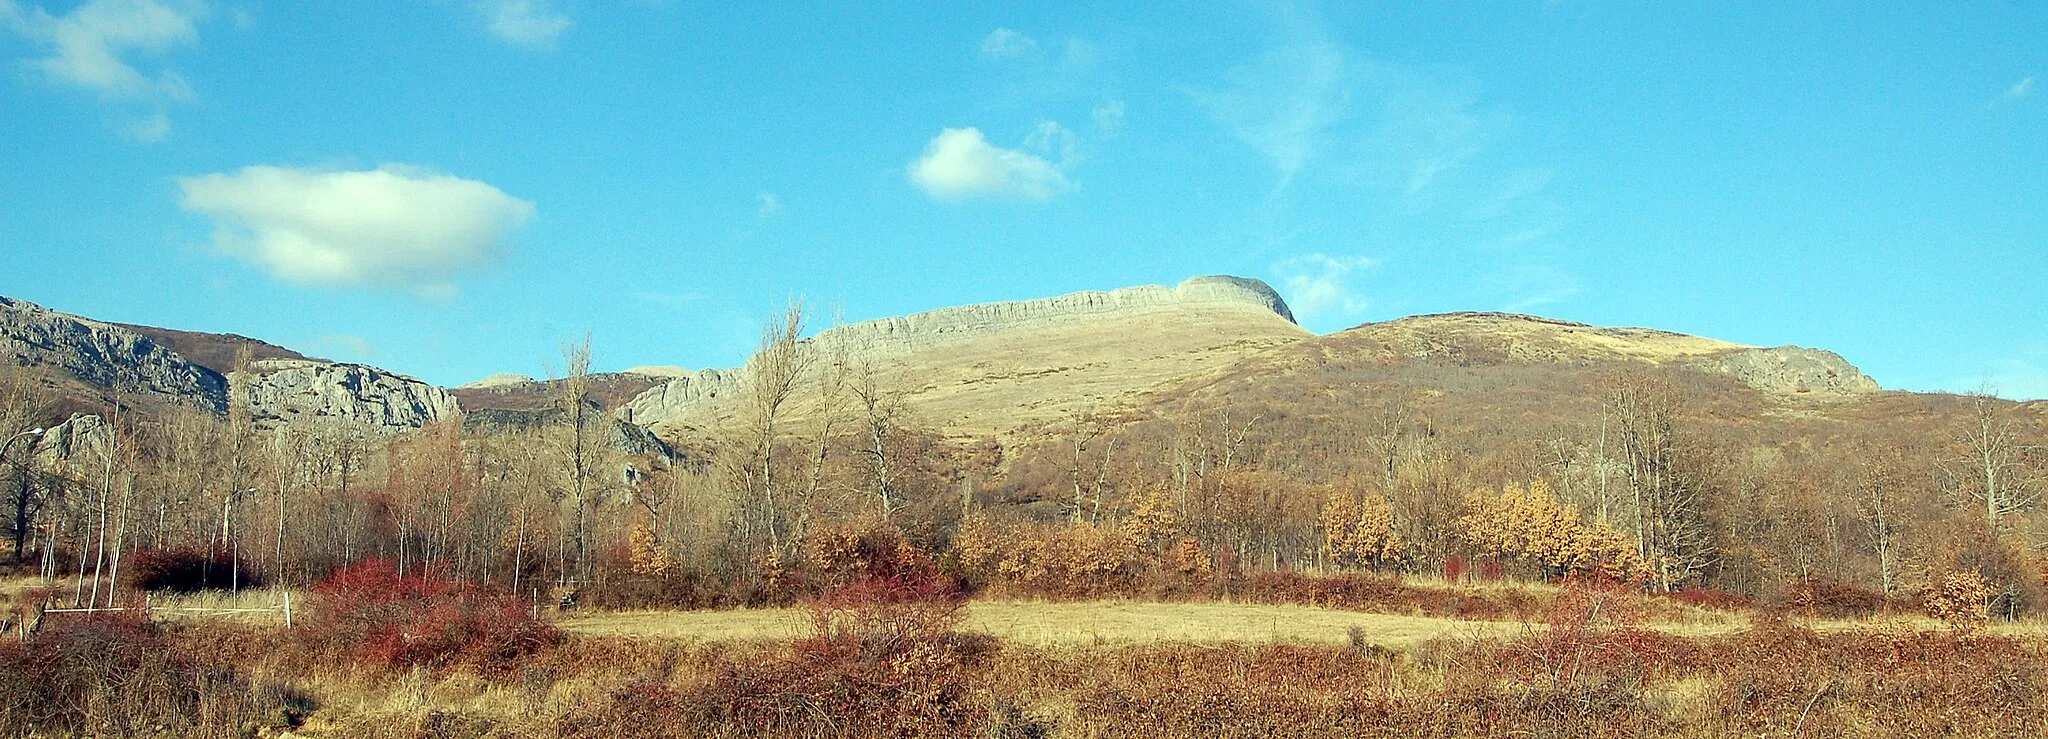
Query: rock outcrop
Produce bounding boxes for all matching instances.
[26,413,113,474]
[0,296,226,413]
[621,369,739,429]
[1690,346,1880,397]
[243,359,459,433]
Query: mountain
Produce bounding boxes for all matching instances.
[0,278,1909,453]
[0,296,453,433]
[623,275,1311,442]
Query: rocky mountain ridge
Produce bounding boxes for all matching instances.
[0,297,453,433]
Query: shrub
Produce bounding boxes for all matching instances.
[1924,571,1997,627]
[1787,576,1887,618]
[0,611,284,737]
[123,547,264,592]
[307,559,561,676]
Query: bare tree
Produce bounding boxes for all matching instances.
[1855,447,1910,595]
[1940,391,2044,532]
[847,341,907,519]
[1604,370,1715,591]
[555,335,596,585]
[2,370,51,562]
[738,300,810,560]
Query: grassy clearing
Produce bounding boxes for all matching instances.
[571,599,1532,648]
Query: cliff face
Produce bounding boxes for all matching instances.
[807,275,1296,356]
[1,296,458,434]
[244,359,460,432]
[0,296,227,414]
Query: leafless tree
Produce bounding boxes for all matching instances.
[1604,370,1715,591]
[738,300,811,560]
[1939,391,2044,533]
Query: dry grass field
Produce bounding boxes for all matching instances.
[565,600,1539,647]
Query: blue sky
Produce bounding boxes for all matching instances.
[1,1,2042,398]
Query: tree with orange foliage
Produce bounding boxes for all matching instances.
[1319,488,1403,570]
[1458,481,1646,582]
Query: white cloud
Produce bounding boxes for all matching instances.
[1,0,203,100]
[1024,119,1080,166]
[1091,98,1125,138]
[2008,77,2035,100]
[178,164,536,292]
[477,0,569,49]
[980,27,1036,59]
[907,127,1072,201]
[1272,253,1376,323]
[756,191,783,219]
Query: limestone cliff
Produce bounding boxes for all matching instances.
[0,296,226,413]
[243,359,459,432]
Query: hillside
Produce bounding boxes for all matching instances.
[624,275,1312,442]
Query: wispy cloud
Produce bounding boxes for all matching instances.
[1486,264,1581,313]
[1,0,207,140]
[2007,77,2034,101]
[178,164,535,295]
[1191,42,1348,191]
[907,127,1072,201]
[756,191,783,219]
[476,0,569,49]
[1091,98,1125,139]
[1272,253,1376,325]
[117,110,171,141]
[980,27,1037,59]
[0,0,204,100]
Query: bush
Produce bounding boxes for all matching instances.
[1786,576,1887,618]
[0,611,288,737]
[307,559,561,677]
[123,547,264,592]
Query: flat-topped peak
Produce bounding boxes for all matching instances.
[810,275,1295,356]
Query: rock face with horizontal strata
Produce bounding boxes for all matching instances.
[0,296,226,413]
[244,359,459,432]
[808,275,1295,356]
[621,276,1298,429]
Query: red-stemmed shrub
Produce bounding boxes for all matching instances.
[307,559,560,677]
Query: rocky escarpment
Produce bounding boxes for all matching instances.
[244,359,459,432]
[1690,346,1880,397]
[622,276,1300,430]
[621,369,738,427]
[0,296,226,413]
[809,275,1294,357]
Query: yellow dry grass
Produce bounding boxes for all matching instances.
[566,600,1532,649]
